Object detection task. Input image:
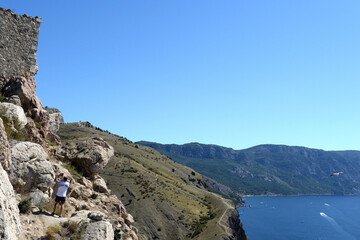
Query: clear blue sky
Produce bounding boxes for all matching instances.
[2,0,360,151]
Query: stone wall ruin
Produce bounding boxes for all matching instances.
[0,7,42,88]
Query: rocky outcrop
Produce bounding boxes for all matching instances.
[9,141,55,202]
[68,210,114,240]
[84,221,114,240]
[58,137,114,177]
[0,118,11,170]
[0,102,27,129]
[93,177,110,194]
[227,209,248,240]
[2,75,43,113]
[0,163,22,240]
[45,107,64,133]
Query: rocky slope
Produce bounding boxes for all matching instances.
[0,8,138,240]
[138,142,360,196]
[58,122,248,240]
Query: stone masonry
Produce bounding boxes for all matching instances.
[0,8,42,88]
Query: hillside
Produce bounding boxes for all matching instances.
[58,123,247,240]
[137,142,360,196]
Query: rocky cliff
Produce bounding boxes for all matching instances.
[0,8,138,240]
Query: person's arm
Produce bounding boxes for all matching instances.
[54,173,64,182]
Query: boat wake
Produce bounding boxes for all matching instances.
[320,212,356,240]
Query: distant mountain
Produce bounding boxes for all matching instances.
[137,142,360,196]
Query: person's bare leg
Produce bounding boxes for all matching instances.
[59,203,64,217]
[52,202,58,215]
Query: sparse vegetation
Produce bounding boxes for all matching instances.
[45,222,87,240]
[0,114,24,141]
[18,197,32,214]
[63,162,83,180]
[57,123,234,239]
[0,93,6,102]
[187,212,216,238]
[34,120,43,129]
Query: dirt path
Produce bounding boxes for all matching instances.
[21,209,68,239]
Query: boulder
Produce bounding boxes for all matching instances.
[29,189,50,204]
[83,221,114,240]
[93,177,110,194]
[9,141,55,195]
[0,164,22,240]
[125,214,135,226]
[63,137,114,177]
[88,211,107,221]
[0,118,11,170]
[77,177,92,188]
[69,183,92,200]
[0,102,27,129]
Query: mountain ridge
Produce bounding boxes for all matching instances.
[137,141,360,196]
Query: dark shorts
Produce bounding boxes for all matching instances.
[55,196,66,204]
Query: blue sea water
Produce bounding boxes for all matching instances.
[238,196,360,240]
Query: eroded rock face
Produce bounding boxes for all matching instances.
[83,221,114,240]
[59,137,114,177]
[3,74,43,113]
[0,163,22,240]
[9,141,55,199]
[0,102,27,129]
[45,107,64,133]
[0,118,11,170]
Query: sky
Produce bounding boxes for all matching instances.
[2,0,360,151]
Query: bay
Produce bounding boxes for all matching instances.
[238,195,360,240]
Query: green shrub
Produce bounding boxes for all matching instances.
[34,120,43,129]
[18,197,32,214]
[186,212,216,238]
[0,115,24,141]
[0,93,6,102]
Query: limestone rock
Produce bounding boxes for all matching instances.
[9,141,55,196]
[29,189,49,204]
[30,108,48,125]
[0,163,22,240]
[45,107,64,133]
[61,137,114,177]
[88,211,107,221]
[83,221,114,240]
[93,177,110,194]
[0,118,11,170]
[0,102,27,129]
[3,74,43,113]
[7,95,21,106]
[125,214,135,226]
[77,177,92,188]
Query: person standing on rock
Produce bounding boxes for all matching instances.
[52,173,70,218]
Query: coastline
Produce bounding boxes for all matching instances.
[236,193,360,208]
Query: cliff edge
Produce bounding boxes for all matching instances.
[0,8,138,240]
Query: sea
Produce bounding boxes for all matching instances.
[238,195,360,240]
